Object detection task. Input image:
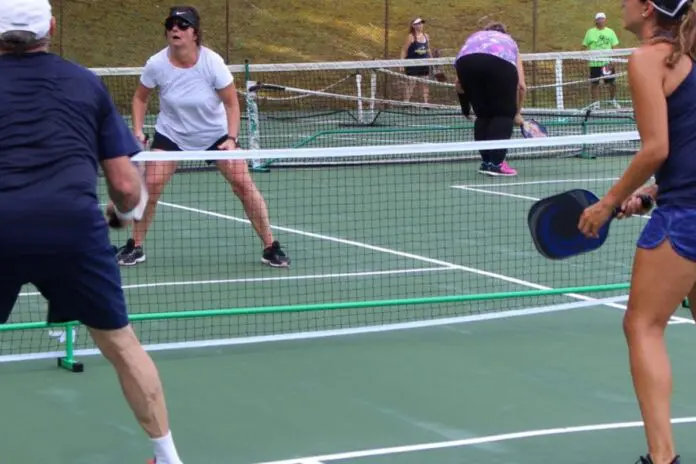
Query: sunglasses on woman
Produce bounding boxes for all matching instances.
[164,17,192,30]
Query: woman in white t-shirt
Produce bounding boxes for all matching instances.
[114,6,289,268]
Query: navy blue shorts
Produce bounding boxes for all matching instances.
[637,206,696,262]
[0,246,129,330]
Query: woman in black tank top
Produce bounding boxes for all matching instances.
[400,17,432,103]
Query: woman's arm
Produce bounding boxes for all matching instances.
[131,84,153,144]
[455,78,472,119]
[400,34,413,60]
[515,53,526,123]
[217,82,241,148]
[132,59,158,144]
[210,54,241,149]
[602,47,669,209]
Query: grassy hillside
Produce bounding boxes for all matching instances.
[53,0,639,68]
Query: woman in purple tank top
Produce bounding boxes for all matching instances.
[453,22,527,177]
[579,1,696,463]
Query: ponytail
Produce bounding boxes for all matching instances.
[678,8,696,62]
[650,2,696,67]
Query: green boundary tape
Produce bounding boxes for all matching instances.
[4,283,634,373]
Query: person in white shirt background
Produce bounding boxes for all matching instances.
[114,6,290,268]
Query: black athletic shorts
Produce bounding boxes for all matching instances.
[151,131,229,165]
[590,66,615,85]
[405,64,431,77]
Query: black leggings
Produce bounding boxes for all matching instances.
[455,53,519,165]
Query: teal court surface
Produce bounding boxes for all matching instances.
[1,154,696,463]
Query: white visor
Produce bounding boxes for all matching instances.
[650,0,691,18]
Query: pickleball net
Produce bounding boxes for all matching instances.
[93,48,635,172]
[1,130,650,369]
[242,54,634,163]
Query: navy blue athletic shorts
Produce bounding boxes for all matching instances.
[637,205,696,262]
[0,246,129,330]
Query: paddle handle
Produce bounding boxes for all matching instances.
[612,194,654,217]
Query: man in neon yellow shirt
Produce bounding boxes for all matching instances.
[582,12,620,107]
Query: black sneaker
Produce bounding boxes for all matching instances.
[116,239,146,266]
[636,455,680,464]
[262,241,290,268]
[114,239,133,261]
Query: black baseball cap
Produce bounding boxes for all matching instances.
[166,6,199,27]
[650,0,692,18]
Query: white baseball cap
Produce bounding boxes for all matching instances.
[0,0,52,39]
[595,12,607,20]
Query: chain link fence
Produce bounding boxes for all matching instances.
[50,0,557,67]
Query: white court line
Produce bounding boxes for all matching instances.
[457,178,620,188]
[0,296,629,364]
[451,185,653,221]
[16,267,450,298]
[332,135,406,145]
[453,186,540,202]
[253,416,696,463]
[158,201,662,317]
[451,186,695,325]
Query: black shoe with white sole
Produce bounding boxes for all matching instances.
[262,241,290,268]
[116,238,146,266]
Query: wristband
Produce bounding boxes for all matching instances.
[114,181,149,221]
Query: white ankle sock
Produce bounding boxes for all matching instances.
[151,431,183,464]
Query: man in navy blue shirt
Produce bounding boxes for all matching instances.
[0,1,183,463]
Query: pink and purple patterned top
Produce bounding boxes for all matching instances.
[456,30,519,67]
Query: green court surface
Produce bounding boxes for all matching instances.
[2,310,696,463]
[2,152,695,463]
